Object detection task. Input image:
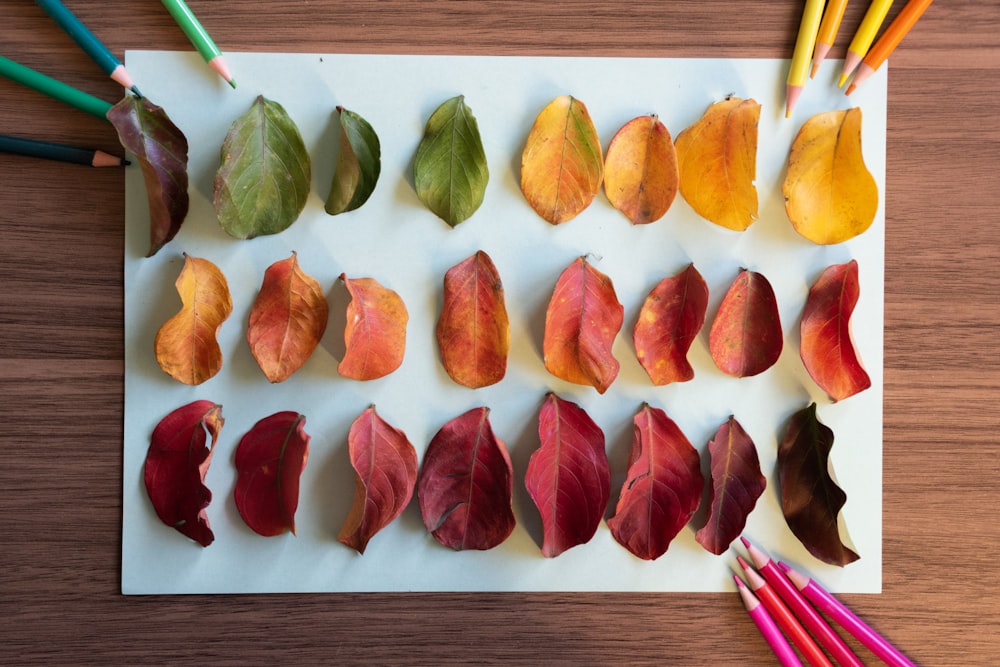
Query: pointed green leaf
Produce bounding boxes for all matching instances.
[413,95,489,227]
[325,106,381,215]
[213,95,311,239]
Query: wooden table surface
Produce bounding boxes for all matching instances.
[2,1,997,664]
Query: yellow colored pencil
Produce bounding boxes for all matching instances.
[811,0,850,78]
[847,0,934,94]
[786,0,825,118]
[839,0,894,86]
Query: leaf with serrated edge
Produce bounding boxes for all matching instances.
[326,106,381,215]
[604,114,679,225]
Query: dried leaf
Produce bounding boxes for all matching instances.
[107,95,189,256]
[520,95,603,224]
[801,260,872,401]
[154,254,233,385]
[233,411,310,537]
[339,406,418,553]
[674,97,760,231]
[779,403,860,566]
[214,95,311,239]
[694,416,766,555]
[633,263,709,385]
[709,269,782,377]
[325,106,381,215]
[783,108,878,244]
[413,95,489,227]
[418,407,515,551]
[543,256,624,394]
[436,250,509,388]
[607,404,703,561]
[338,274,408,381]
[604,114,679,225]
[525,393,610,557]
[144,400,223,547]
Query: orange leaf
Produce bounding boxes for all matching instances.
[783,108,878,245]
[154,254,233,385]
[604,115,679,225]
[674,97,760,231]
[338,274,408,381]
[436,250,509,388]
[247,253,328,383]
[709,269,782,377]
[520,95,603,225]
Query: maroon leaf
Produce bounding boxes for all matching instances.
[418,407,515,550]
[525,393,610,557]
[694,416,766,555]
[778,403,860,566]
[234,411,310,537]
[607,404,703,560]
[709,269,783,377]
[144,400,223,547]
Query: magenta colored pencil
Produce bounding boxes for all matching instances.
[779,562,918,667]
[734,575,804,667]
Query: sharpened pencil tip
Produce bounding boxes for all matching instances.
[845,83,857,96]
[131,85,143,99]
[740,535,751,548]
[228,79,237,89]
[123,159,132,166]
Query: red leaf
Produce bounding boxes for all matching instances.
[234,411,310,537]
[144,400,223,547]
[709,269,782,377]
[525,393,610,557]
[417,407,515,550]
[694,416,766,555]
[633,263,709,385]
[778,403,860,566]
[607,404,703,560]
[543,256,624,393]
[338,406,418,553]
[338,274,408,381]
[800,260,872,401]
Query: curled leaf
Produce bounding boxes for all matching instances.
[674,97,760,231]
[154,254,233,385]
[413,95,489,227]
[607,404,703,561]
[325,106,381,215]
[418,407,515,551]
[604,114,679,225]
[107,95,189,256]
[783,108,878,244]
[520,95,603,224]
[144,400,223,547]
[694,416,766,555]
[525,393,610,557]
[234,411,310,537]
[338,274,408,381]
[633,263,709,385]
[709,269,782,377]
[543,256,624,394]
[339,406,418,553]
[214,95,311,239]
[779,403,860,566]
[801,260,872,401]
[436,250,509,388]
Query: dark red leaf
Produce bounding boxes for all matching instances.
[709,269,782,377]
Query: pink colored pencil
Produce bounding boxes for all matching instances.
[779,562,918,667]
[741,537,863,667]
[734,575,803,667]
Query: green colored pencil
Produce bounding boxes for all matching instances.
[160,0,235,88]
[0,54,113,120]
[0,133,127,167]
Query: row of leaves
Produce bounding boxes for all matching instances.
[146,395,858,566]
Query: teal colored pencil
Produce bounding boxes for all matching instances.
[160,0,235,88]
[0,134,127,167]
[0,54,113,120]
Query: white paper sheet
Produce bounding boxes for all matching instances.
[122,51,886,594]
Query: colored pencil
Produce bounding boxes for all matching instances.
[734,576,803,667]
[160,0,235,88]
[811,0,850,78]
[737,556,834,667]
[785,0,825,118]
[847,0,935,94]
[839,0,894,86]
[779,562,918,667]
[34,0,141,97]
[0,55,112,120]
[741,538,863,667]
[0,134,127,167]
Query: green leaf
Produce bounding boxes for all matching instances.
[413,95,489,227]
[213,95,311,239]
[325,106,381,215]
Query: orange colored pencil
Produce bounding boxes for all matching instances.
[847,0,935,94]
[811,0,850,78]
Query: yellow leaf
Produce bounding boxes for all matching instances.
[604,115,679,225]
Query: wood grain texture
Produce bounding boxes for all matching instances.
[1,1,998,664]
